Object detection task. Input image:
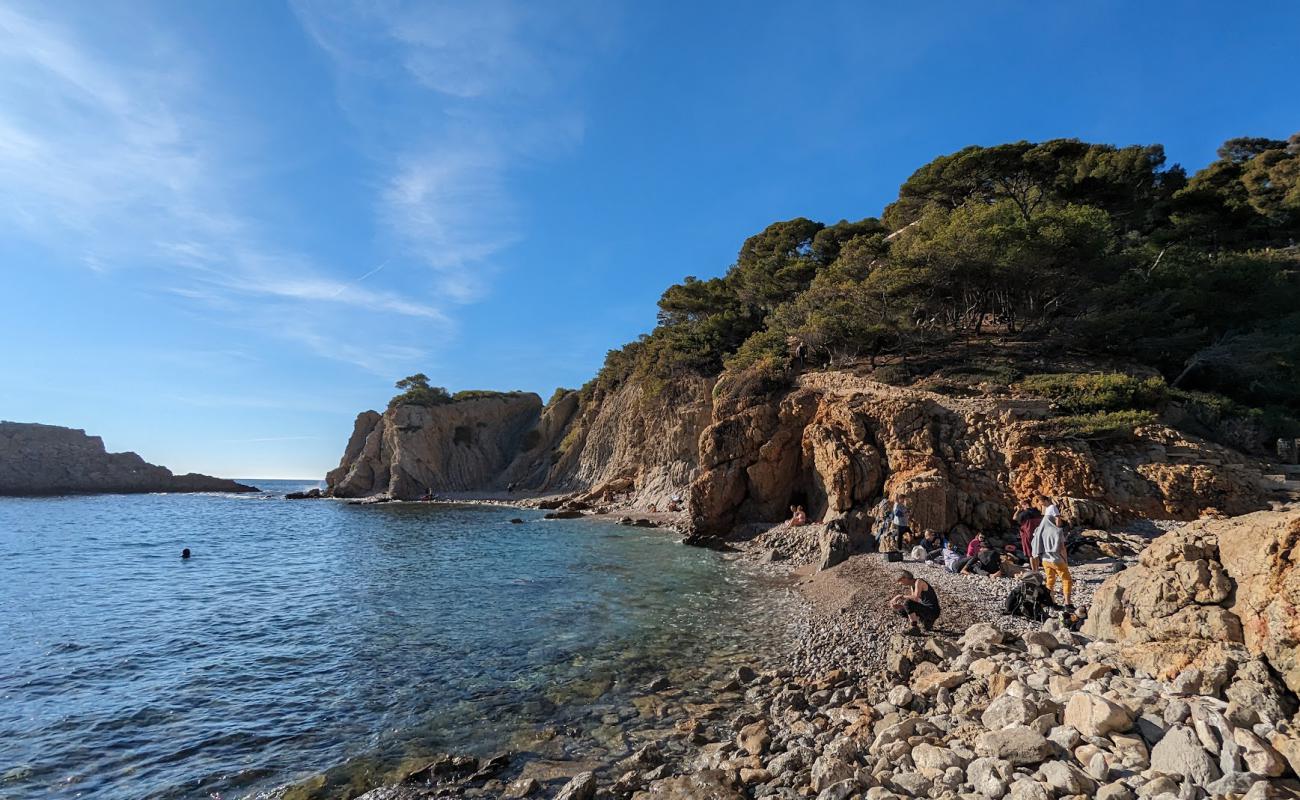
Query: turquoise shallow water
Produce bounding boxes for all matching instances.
[0,482,789,799]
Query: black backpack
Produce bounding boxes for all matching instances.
[1003,575,1057,621]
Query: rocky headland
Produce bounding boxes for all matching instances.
[326,368,1278,533]
[0,421,256,495]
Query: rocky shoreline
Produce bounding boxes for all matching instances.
[342,504,1300,800]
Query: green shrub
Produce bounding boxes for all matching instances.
[557,423,584,457]
[872,364,914,386]
[725,328,789,373]
[933,364,1020,387]
[1018,372,1165,412]
[713,355,791,400]
[1040,409,1159,440]
[451,389,529,402]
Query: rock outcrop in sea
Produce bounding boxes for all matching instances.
[0,421,256,495]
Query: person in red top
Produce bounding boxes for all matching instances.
[966,532,986,558]
[1013,499,1044,571]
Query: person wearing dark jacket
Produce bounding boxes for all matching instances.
[1013,499,1043,571]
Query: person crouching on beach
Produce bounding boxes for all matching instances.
[888,569,941,634]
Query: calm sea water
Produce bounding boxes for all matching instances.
[0,481,791,799]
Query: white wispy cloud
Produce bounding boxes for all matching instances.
[0,2,441,368]
[291,0,612,304]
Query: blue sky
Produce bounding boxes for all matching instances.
[0,1,1296,479]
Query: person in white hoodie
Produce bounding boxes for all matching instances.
[1032,494,1071,606]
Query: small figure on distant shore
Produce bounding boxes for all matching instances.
[889,569,940,634]
[788,505,808,526]
[181,548,191,559]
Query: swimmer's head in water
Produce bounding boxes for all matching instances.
[181,548,191,559]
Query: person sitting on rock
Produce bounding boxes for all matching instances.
[1001,543,1027,568]
[888,569,941,634]
[788,505,808,526]
[942,544,963,572]
[1013,498,1043,570]
[919,529,944,561]
[965,531,986,558]
[1032,497,1072,607]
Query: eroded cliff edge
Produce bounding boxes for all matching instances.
[688,371,1272,539]
[324,369,1274,534]
[0,421,257,495]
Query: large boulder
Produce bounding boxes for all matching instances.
[1063,693,1133,738]
[1083,509,1300,694]
[1215,511,1300,694]
[1150,725,1221,784]
[975,726,1053,765]
[818,526,852,571]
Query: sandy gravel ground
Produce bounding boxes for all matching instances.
[734,520,1153,677]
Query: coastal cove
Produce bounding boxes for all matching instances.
[0,483,796,800]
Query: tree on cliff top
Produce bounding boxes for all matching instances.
[391,374,451,408]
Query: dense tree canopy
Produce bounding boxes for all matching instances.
[583,133,1300,439]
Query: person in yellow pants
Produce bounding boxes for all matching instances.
[1031,496,1073,607]
[1042,559,1072,607]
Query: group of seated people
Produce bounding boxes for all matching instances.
[909,529,1023,577]
[888,493,1075,633]
[904,494,1073,601]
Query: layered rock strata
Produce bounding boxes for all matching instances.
[688,373,1271,538]
[327,371,1272,528]
[0,421,256,495]
[327,394,546,498]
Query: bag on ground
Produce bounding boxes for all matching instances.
[1002,574,1057,621]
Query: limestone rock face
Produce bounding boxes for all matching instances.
[555,377,714,510]
[1083,508,1300,695]
[688,372,1269,537]
[327,377,715,506]
[0,421,256,495]
[327,395,545,499]
[1216,512,1300,695]
[326,369,1273,525]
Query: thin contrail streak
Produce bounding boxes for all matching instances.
[330,259,390,296]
